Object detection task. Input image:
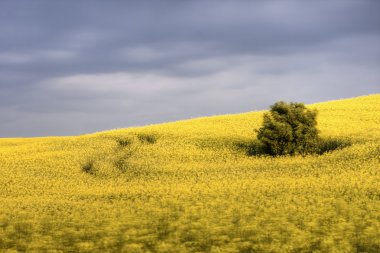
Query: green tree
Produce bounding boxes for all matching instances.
[257,101,319,156]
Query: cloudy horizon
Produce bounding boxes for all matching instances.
[1,0,379,137]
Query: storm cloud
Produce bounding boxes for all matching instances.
[1,0,379,137]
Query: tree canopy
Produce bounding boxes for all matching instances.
[257,101,319,156]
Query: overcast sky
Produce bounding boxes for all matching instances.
[1,0,379,137]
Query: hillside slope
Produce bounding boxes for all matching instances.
[1,94,380,252]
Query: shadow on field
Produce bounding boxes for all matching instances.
[234,140,268,156]
[315,137,352,155]
[235,137,352,157]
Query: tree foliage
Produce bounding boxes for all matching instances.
[257,101,319,156]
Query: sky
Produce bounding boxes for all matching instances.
[1,0,379,137]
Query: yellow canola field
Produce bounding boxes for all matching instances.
[0,94,380,252]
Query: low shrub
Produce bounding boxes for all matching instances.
[81,160,96,175]
[116,138,133,148]
[137,134,157,144]
[114,155,129,172]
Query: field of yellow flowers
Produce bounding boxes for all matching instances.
[1,94,380,252]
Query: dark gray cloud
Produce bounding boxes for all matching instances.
[0,0,379,137]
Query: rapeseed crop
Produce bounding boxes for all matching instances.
[0,94,380,252]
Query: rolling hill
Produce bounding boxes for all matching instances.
[1,94,379,252]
